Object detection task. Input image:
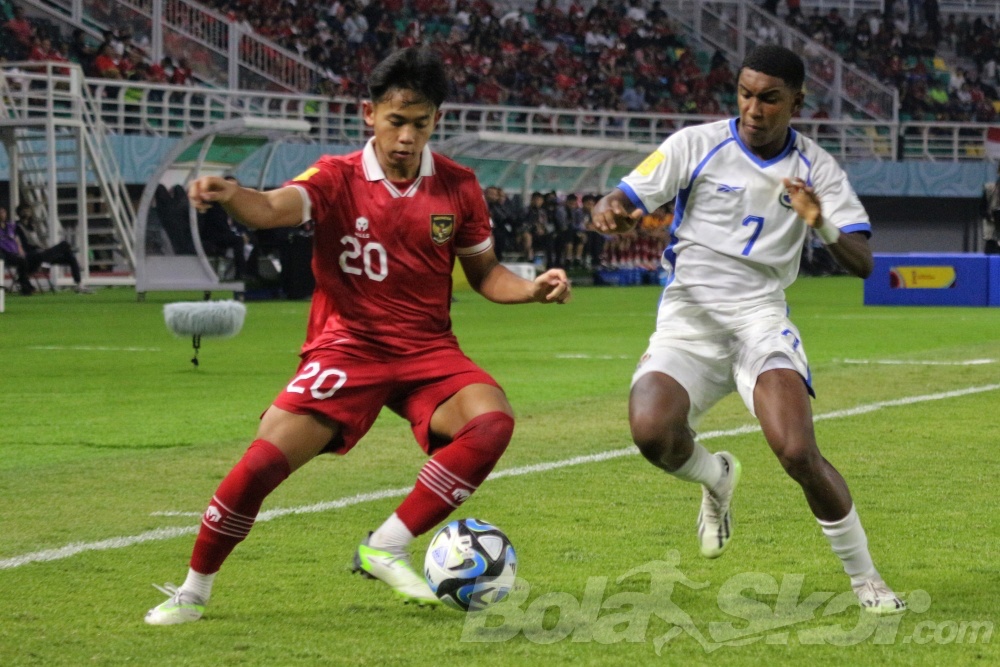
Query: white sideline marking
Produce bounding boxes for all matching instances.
[28,345,162,352]
[2,383,998,571]
[555,353,633,360]
[841,358,996,366]
[149,511,202,517]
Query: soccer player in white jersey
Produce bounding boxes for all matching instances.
[144,47,571,625]
[591,44,905,614]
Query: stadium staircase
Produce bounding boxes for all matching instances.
[659,0,897,121]
[0,62,136,285]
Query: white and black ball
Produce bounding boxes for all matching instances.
[424,518,517,611]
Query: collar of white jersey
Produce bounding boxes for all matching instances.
[729,118,798,168]
[361,138,435,198]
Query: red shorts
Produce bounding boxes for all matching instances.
[272,343,501,454]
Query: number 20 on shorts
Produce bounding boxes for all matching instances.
[286,361,348,400]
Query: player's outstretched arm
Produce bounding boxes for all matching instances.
[461,250,571,305]
[783,177,874,279]
[590,188,644,234]
[188,176,305,230]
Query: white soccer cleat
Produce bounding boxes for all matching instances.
[697,451,742,559]
[352,535,441,606]
[854,577,906,615]
[144,583,206,625]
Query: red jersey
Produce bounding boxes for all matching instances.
[287,140,493,356]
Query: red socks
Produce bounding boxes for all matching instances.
[395,412,514,536]
[189,413,513,572]
[190,439,290,574]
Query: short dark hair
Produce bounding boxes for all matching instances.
[368,47,448,108]
[740,45,805,91]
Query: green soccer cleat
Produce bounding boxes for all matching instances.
[352,534,441,607]
[854,577,907,615]
[697,451,742,559]
[144,583,206,625]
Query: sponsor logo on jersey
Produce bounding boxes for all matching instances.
[355,216,370,238]
[778,191,794,209]
[717,183,745,193]
[636,150,665,176]
[293,167,319,182]
[430,214,455,245]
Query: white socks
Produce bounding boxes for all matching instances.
[671,443,724,491]
[181,569,216,603]
[369,512,415,554]
[818,505,879,587]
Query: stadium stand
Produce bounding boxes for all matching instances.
[5,0,999,126]
[0,0,996,289]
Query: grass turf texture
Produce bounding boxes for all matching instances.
[1,278,998,666]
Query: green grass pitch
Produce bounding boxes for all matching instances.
[1,278,998,666]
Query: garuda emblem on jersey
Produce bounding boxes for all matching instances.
[430,214,455,245]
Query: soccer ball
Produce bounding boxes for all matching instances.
[424,518,517,611]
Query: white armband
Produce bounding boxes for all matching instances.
[815,221,841,245]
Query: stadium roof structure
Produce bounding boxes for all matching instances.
[134,117,311,296]
[436,131,658,201]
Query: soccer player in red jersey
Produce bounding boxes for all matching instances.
[145,47,571,625]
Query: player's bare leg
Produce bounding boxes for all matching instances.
[354,384,514,606]
[630,373,741,558]
[146,408,334,625]
[754,368,905,614]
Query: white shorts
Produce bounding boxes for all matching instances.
[631,298,812,429]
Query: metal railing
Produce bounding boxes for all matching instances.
[0,62,137,270]
[666,0,898,121]
[76,78,989,162]
[29,0,323,92]
[0,62,988,163]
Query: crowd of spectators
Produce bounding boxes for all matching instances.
[1,2,191,85]
[192,0,1000,123]
[5,0,1000,123]
[763,0,1000,122]
[199,0,739,116]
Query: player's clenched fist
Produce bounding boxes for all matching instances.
[590,191,645,234]
[188,176,239,212]
[532,269,572,304]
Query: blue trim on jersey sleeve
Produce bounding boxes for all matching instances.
[840,222,872,238]
[617,182,649,214]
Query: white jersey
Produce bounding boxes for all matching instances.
[620,118,871,309]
